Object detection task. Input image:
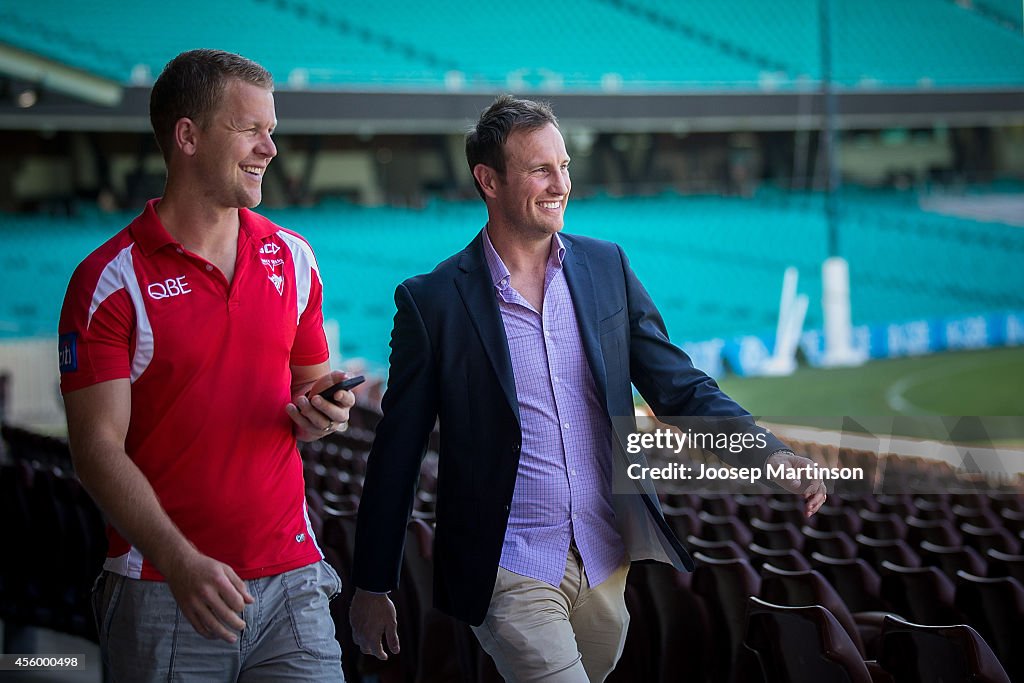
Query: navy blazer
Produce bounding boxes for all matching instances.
[352,230,786,625]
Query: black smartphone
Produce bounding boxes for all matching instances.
[312,375,365,402]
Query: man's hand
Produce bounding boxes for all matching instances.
[766,450,827,518]
[350,588,400,661]
[163,548,254,642]
[287,370,357,441]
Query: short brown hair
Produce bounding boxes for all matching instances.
[465,94,559,199]
[150,49,273,161]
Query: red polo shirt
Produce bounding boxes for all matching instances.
[59,199,329,580]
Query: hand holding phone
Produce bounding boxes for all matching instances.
[313,375,365,403]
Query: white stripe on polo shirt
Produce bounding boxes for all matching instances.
[276,230,321,325]
[86,243,155,383]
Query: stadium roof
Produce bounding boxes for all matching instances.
[1,0,1023,132]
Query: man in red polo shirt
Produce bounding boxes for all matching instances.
[58,49,351,681]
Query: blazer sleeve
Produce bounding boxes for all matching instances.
[352,282,439,592]
[619,244,788,468]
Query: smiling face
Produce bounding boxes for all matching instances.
[192,79,277,209]
[489,123,571,240]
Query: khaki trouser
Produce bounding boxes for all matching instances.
[471,546,630,683]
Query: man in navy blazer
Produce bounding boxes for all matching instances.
[351,95,826,682]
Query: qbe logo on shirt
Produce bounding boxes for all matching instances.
[58,333,78,373]
[147,276,192,300]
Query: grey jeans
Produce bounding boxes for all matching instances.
[92,560,345,682]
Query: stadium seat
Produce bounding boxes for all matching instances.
[811,553,887,613]
[691,554,762,683]
[877,615,1011,683]
[988,492,1024,514]
[835,493,880,513]
[630,563,711,683]
[400,519,471,682]
[319,511,364,683]
[878,561,958,625]
[959,523,1022,555]
[662,507,702,540]
[999,508,1024,535]
[857,510,908,541]
[985,548,1024,584]
[953,571,1024,681]
[952,504,1002,529]
[765,497,808,528]
[685,535,748,560]
[855,535,921,568]
[759,563,890,658]
[905,515,962,548]
[664,492,701,511]
[911,496,953,521]
[700,494,739,518]
[802,528,858,559]
[741,597,874,683]
[917,541,988,580]
[874,494,916,519]
[951,492,991,510]
[0,463,34,624]
[607,574,659,683]
[748,544,812,572]
[695,512,754,547]
[813,506,863,536]
[734,494,770,524]
[750,517,804,551]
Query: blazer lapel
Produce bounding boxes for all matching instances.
[454,232,521,424]
[561,236,610,410]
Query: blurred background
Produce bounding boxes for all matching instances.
[1,0,1022,428]
[1,1,1023,680]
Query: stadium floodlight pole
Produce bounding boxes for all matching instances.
[819,0,840,259]
[818,0,866,368]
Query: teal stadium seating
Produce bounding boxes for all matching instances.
[7,192,1023,370]
[974,0,1024,32]
[1,0,1022,90]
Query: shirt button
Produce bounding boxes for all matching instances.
[563,422,570,430]
[205,264,214,271]
[544,331,551,338]
[571,469,577,476]
[553,376,560,383]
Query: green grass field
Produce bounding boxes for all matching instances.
[715,346,1024,417]
[708,347,1024,445]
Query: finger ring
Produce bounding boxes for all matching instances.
[323,421,334,433]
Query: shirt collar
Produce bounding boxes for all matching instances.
[129,199,176,256]
[129,199,275,256]
[482,227,566,292]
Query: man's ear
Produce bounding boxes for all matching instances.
[174,117,200,157]
[472,163,501,199]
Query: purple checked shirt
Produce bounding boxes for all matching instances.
[483,229,626,588]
